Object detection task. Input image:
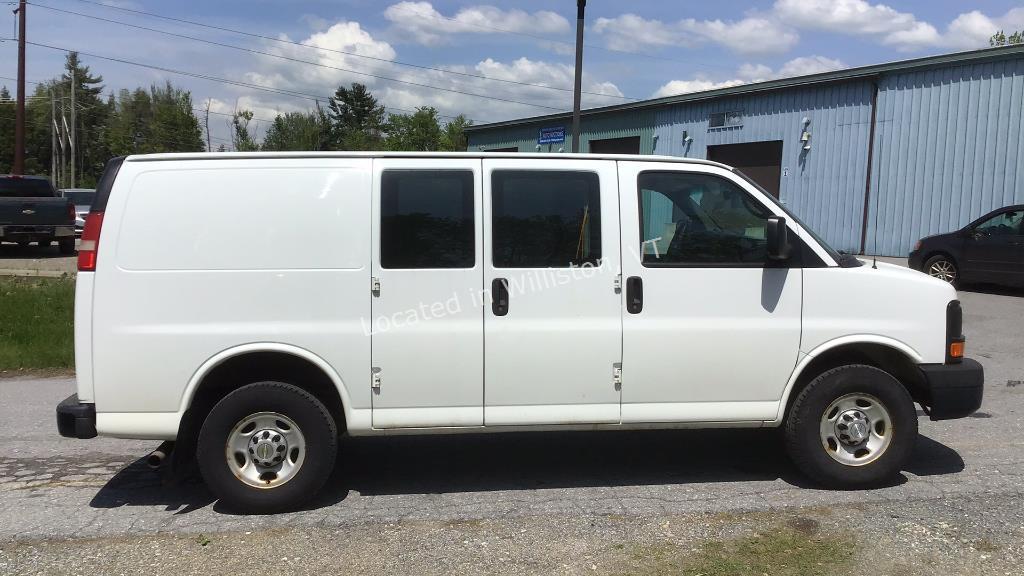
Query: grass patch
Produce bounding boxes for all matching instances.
[618,527,855,576]
[0,276,75,372]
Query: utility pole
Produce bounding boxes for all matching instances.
[13,0,26,174]
[69,66,76,187]
[50,91,57,184]
[570,0,586,153]
[204,99,211,152]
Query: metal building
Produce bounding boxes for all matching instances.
[465,45,1024,256]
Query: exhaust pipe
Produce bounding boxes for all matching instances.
[146,441,174,470]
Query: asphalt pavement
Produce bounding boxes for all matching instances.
[1,285,1022,575]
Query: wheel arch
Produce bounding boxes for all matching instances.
[922,250,959,270]
[772,336,926,425]
[179,343,353,438]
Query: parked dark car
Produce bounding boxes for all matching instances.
[0,175,77,254]
[909,205,1024,287]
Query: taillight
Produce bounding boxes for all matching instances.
[78,212,105,272]
[67,201,76,221]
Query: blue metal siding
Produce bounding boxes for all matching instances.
[865,58,1024,255]
[652,82,875,253]
[467,52,1024,256]
[465,110,657,154]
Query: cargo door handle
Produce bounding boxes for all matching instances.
[492,278,509,316]
[626,276,643,314]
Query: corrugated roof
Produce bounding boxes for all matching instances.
[466,44,1024,132]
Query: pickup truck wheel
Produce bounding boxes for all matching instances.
[197,381,337,514]
[58,238,76,255]
[785,364,917,488]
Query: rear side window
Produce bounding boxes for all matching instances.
[639,171,771,266]
[380,170,475,269]
[491,170,601,267]
[0,177,54,198]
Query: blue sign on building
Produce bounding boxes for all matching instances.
[538,126,566,144]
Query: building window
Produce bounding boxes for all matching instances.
[380,170,475,269]
[491,170,601,268]
[709,110,743,129]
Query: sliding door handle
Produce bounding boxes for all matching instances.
[492,277,509,316]
[626,276,643,314]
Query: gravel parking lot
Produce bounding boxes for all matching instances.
[1,284,1022,575]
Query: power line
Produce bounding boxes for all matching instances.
[404,4,735,72]
[7,39,490,123]
[33,0,633,102]
[14,26,565,112]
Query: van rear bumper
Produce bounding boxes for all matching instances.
[919,358,984,421]
[56,394,97,439]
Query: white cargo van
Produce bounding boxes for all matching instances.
[58,153,983,513]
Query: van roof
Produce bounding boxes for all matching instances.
[123,151,732,170]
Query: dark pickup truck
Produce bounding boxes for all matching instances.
[0,175,77,254]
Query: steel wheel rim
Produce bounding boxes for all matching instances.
[819,393,893,467]
[226,411,306,489]
[928,260,956,283]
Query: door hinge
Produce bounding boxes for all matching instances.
[371,276,381,296]
[371,367,382,393]
[613,273,622,293]
[612,363,622,391]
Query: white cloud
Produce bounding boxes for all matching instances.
[651,55,847,98]
[772,0,1024,51]
[594,13,798,55]
[383,2,570,46]
[652,79,746,99]
[234,20,623,126]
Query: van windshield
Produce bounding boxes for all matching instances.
[731,169,849,265]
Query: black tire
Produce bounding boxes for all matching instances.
[785,364,917,488]
[58,238,76,255]
[922,254,958,287]
[197,381,337,513]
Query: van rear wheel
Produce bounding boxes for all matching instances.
[197,381,337,513]
[784,364,916,488]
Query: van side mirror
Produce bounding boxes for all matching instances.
[766,216,791,261]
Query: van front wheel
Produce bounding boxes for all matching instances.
[197,381,337,513]
[784,364,917,488]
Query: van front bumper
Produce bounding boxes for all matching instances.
[919,358,984,420]
[56,394,97,439]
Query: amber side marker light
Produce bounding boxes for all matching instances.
[949,341,965,360]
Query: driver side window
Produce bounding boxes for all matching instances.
[974,210,1023,236]
[639,171,771,266]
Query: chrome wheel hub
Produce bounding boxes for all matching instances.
[226,412,306,489]
[928,260,956,283]
[819,394,893,466]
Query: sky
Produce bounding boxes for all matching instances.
[2,0,1023,149]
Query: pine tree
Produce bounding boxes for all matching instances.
[327,83,386,150]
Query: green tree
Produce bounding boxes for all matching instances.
[385,107,443,151]
[60,52,110,187]
[327,82,386,150]
[990,30,1024,46]
[440,114,472,151]
[0,86,9,100]
[231,110,259,152]
[261,110,328,151]
[105,82,203,156]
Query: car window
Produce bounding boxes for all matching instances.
[491,170,601,268]
[64,191,96,206]
[380,170,475,269]
[974,210,1023,236]
[0,177,54,198]
[639,171,771,266]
